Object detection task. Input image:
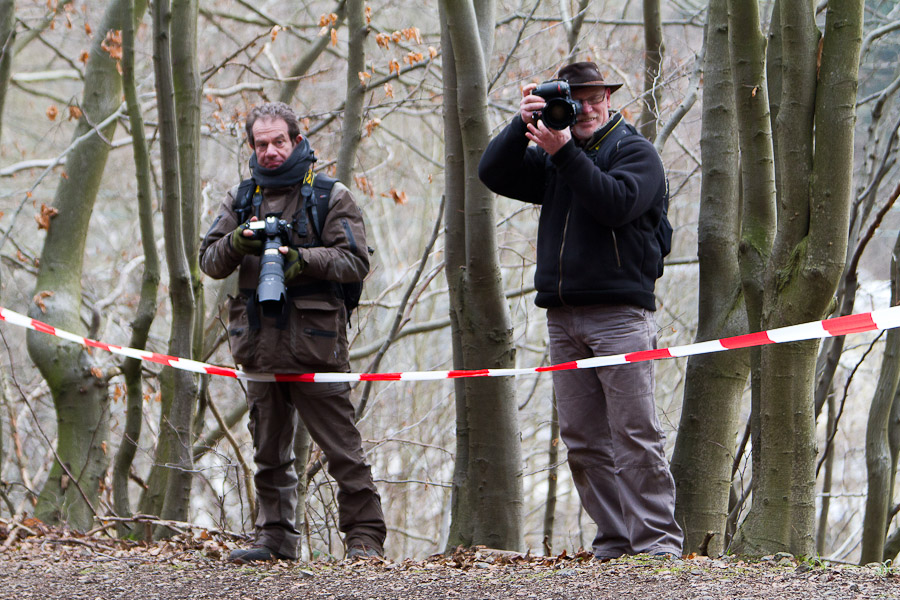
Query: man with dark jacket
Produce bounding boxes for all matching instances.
[200,102,385,563]
[478,62,683,560]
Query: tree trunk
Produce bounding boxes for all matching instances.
[861,231,900,563]
[25,0,140,530]
[336,0,366,184]
[725,0,776,555]
[0,0,14,143]
[735,0,863,556]
[138,0,198,532]
[637,0,663,141]
[112,0,160,538]
[671,0,747,556]
[440,0,523,552]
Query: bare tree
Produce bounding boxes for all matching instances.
[23,0,140,530]
[112,0,160,537]
[732,0,864,556]
[670,0,747,556]
[440,0,524,551]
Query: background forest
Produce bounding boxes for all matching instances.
[0,0,899,566]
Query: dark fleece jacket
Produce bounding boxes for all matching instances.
[478,112,667,311]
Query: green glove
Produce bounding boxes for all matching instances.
[230,223,263,256]
[283,248,306,282]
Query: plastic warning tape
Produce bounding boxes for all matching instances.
[2,304,900,383]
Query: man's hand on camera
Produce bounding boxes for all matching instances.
[519,83,545,125]
[230,219,263,256]
[280,246,306,282]
[526,119,571,156]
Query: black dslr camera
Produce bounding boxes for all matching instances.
[532,80,583,130]
[247,214,293,317]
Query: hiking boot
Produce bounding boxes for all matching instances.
[228,545,291,564]
[346,543,383,560]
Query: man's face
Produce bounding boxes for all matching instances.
[570,87,610,141]
[250,117,299,169]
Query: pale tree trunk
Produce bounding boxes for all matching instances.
[138,0,198,532]
[861,214,900,563]
[670,0,748,556]
[24,0,139,530]
[735,0,863,556]
[0,0,14,143]
[440,0,523,551]
[336,0,366,184]
[560,0,590,62]
[723,0,776,555]
[637,0,663,141]
[112,0,160,538]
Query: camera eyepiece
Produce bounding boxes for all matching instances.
[532,80,583,131]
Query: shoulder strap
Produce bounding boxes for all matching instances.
[232,178,260,223]
[587,116,638,171]
[309,173,338,239]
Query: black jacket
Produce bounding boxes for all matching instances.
[478,112,667,311]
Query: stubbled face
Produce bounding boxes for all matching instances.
[570,87,610,142]
[250,117,299,169]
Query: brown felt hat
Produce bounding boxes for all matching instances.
[557,61,623,93]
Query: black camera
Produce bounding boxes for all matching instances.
[247,215,293,317]
[532,80,583,130]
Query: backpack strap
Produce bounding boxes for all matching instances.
[309,173,337,240]
[232,178,262,223]
[586,115,637,170]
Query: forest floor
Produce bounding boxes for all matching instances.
[0,519,899,599]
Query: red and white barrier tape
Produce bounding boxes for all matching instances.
[2,304,900,383]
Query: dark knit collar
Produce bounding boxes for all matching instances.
[249,138,317,188]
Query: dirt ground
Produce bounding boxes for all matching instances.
[1,521,899,600]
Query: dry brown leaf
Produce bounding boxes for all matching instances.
[33,290,54,313]
[383,83,394,98]
[91,366,104,380]
[101,29,123,60]
[330,28,338,47]
[358,70,372,86]
[68,105,82,120]
[79,50,90,63]
[35,203,59,230]
[46,105,59,121]
[364,118,381,137]
[383,188,408,205]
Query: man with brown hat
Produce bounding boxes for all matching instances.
[478,61,683,560]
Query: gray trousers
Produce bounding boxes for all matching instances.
[247,380,386,559]
[547,304,683,558]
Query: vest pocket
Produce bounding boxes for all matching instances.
[226,293,255,366]
[290,297,348,368]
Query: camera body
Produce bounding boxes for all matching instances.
[532,80,583,131]
[247,215,293,317]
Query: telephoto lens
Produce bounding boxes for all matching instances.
[254,215,289,317]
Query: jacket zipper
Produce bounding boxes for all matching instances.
[610,230,622,268]
[558,208,571,303]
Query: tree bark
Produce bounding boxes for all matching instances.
[637,0,663,141]
[112,0,160,538]
[440,0,524,551]
[0,0,14,144]
[861,228,900,563]
[278,0,347,105]
[25,0,140,530]
[735,0,863,556]
[138,0,198,532]
[336,0,367,184]
[671,0,747,556]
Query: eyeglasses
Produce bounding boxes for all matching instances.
[578,93,608,105]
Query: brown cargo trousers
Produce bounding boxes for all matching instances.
[247,380,386,559]
[547,304,683,558]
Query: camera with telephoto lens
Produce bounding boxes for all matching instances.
[247,214,293,317]
[532,80,583,130]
